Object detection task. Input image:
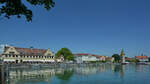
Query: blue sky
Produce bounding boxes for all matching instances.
[0,0,150,57]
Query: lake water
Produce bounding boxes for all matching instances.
[1,64,150,84]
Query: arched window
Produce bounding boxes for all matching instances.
[5,55,8,57]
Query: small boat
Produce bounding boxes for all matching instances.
[121,62,129,65]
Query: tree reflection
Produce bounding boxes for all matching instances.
[114,65,121,73]
[113,65,126,78]
[55,69,74,83]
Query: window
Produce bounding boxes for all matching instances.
[37,53,41,56]
[47,54,51,56]
[5,55,8,57]
[9,52,15,55]
[31,53,34,56]
[20,52,24,55]
[24,51,28,56]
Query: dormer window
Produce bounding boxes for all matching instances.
[24,51,28,56]
[9,52,15,55]
[47,54,51,56]
[37,53,41,56]
[20,52,23,55]
[31,53,34,56]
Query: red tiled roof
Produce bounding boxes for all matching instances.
[96,56,104,58]
[75,53,90,56]
[92,54,97,56]
[4,46,47,56]
[74,53,104,57]
[136,56,148,59]
[106,57,113,60]
[125,57,134,60]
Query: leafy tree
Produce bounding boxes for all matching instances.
[112,54,121,63]
[136,59,140,63]
[0,0,55,21]
[56,48,74,61]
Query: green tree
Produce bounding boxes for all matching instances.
[136,59,140,63]
[112,54,121,63]
[56,48,74,61]
[0,0,55,21]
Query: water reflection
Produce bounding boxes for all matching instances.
[9,68,55,84]
[0,65,8,84]
[0,64,150,84]
[55,69,74,84]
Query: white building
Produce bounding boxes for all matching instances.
[136,56,149,62]
[0,46,55,63]
[74,53,100,63]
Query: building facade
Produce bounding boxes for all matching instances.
[136,56,149,62]
[105,57,114,62]
[74,53,100,63]
[0,46,55,63]
[94,56,106,62]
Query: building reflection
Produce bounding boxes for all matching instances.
[135,65,149,72]
[111,64,126,78]
[121,65,125,78]
[74,64,107,75]
[0,65,9,84]
[8,68,55,84]
[0,64,128,84]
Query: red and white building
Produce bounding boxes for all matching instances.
[135,56,149,62]
[0,46,55,63]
